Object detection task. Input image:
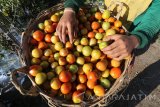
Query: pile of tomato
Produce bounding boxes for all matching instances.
[29,7,125,103]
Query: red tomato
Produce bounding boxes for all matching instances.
[32,30,44,41]
[59,71,72,82]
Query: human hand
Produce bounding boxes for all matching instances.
[102,34,140,60]
[56,8,78,44]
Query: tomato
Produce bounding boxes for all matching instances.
[31,58,41,65]
[29,65,42,72]
[38,41,48,49]
[98,28,105,33]
[58,57,67,66]
[50,78,61,90]
[95,12,102,20]
[44,20,52,26]
[72,90,83,103]
[51,35,60,44]
[44,49,53,57]
[45,34,52,42]
[65,41,73,49]
[50,15,59,22]
[59,71,72,82]
[114,20,122,28]
[87,80,97,89]
[59,48,69,57]
[32,48,43,58]
[82,63,93,74]
[111,59,121,67]
[96,60,108,71]
[93,85,105,96]
[61,82,72,94]
[120,28,125,34]
[76,83,86,91]
[91,21,100,30]
[32,30,44,41]
[35,73,47,85]
[108,17,116,23]
[66,54,76,64]
[88,32,95,38]
[87,71,98,82]
[44,25,55,33]
[29,68,41,76]
[110,67,122,79]
[78,74,87,83]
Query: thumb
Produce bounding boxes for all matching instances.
[103,34,122,41]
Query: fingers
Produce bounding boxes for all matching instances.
[62,26,67,43]
[113,53,129,61]
[103,34,122,41]
[56,24,62,41]
[102,40,120,51]
[67,24,74,44]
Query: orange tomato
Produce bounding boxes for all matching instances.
[59,71,72,82]
[76,83,86,91]
[32,30,44,41]
[59,48,69,57]
[108,17,116,23]
[111,26,120,33]
[87,80,97,89]
[58,57,67,66]
[110,67,122,79]
[87,71,98,82]
[44,25,55,33]
[95,12,102,20]
[114,20,122,28]
[93,29,98,33]
[65,41,73,49]
[38,41,48,49]
[91,21,100,30]
[93,85,105,97]
[78,74,87,83]
[96,60,108,71]
[61,82,72,94]
[98,28,105,33]
[120,29,125,34]
[88,32,95,38]
[29,68,41,76]
[50,15,59,22]
[72,90,83,103]
[29,65,42,72]
[45,34,52,42]
[66,54,76,64]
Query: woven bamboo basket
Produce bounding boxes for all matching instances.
[10,1,134,107]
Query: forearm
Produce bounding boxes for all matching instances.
[130,0,160,49]
[64,0,85,12]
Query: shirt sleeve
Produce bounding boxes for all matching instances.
[130,0,160,49]
[64,0,85,12]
